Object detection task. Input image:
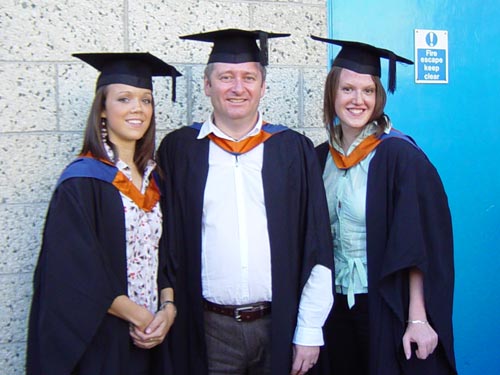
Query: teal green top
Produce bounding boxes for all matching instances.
[323,123,390,308]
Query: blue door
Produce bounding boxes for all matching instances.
[326,1,500,373]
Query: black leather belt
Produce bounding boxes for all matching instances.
[203,299,271,322]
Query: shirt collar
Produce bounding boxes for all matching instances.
[104,142,156,192]
[330,118,392,155]
[197,112,263,141]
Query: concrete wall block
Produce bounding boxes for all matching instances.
[301,126,327,146]
[129,0,251,63]
[252,3,327,65]
[0,343,27,375]
[0,273,33,345]
[300,0,326,5]
[190,65,213,124]
[0,1,124,61]
[249,0,325,4]
[58,62,96,132]
[303,67,328,129]
[154,70,189,131]
[0,204,46,274]
[0,63,57,133]
[155,130,168,149]
[0,133,83,204]
[261,67,299,127]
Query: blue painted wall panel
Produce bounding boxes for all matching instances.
[326,1,500,373]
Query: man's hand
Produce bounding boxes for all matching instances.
[290,344,319,375]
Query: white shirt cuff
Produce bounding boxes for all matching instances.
[292,264,333,346]
[293,326,324,346]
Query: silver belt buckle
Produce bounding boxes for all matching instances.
[234,306,253,322]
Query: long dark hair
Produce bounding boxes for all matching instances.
[80,85,157,174]
[323,66,389,146]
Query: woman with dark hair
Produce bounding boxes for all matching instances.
[311,36,456,375]
[27,52,181,375]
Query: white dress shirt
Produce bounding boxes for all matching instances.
[198,113,333,345]
[200,116,272,305]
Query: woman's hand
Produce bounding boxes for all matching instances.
[130,302,176,349]
[402,320,438,360]
[404,267,438,360]
[108,295,154,331]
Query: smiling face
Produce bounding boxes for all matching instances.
[204,62,266,130]
[334,68,376,139]
[101,83,153,150]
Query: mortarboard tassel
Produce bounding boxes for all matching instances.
[388,56,396,93]
[171,71,177,102]
[259,31,269,66]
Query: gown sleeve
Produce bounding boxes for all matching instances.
[27,178,127,375]
[367,138,456,373]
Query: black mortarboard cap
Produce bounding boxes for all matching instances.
[72,52,182,101]
[310,35,413,93]
[179,28,290,66]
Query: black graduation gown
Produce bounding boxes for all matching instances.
[316,137,456,374]
[26,159,171,375]
[157,124,333,375]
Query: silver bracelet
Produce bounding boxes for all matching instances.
[407,319,428,324]
[158,300,176,314]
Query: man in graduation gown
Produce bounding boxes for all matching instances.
[157,29,334,375]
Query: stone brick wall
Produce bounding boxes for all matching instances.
[0,1,328,372]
